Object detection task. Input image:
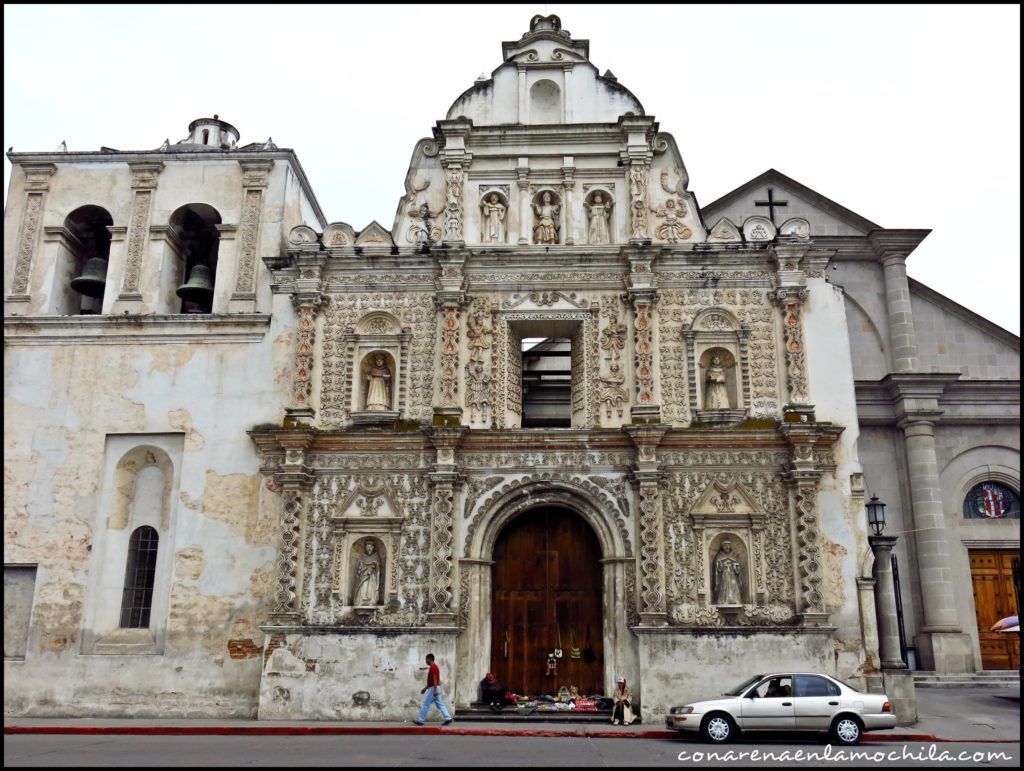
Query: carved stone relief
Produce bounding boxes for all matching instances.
[305,473,430,627]
[658,289,779,423]
[628,164,649,240]
[321,293,435,426]
[664,467,793,626]
[464,301,494,426]
[443,165,465,242]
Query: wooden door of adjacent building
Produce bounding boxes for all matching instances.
[969,549,1021,670]
[491,507,603,696]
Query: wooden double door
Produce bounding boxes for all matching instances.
[969,549,1020,670]
[491,507,604,696]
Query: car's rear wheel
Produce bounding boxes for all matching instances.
[829,714,863,745]
[700,712,736,744]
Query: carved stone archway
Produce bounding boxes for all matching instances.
[456,477,637,707]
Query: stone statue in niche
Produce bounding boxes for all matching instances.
[480,193,507,244]
[352,540,383,606]
[586,192,611,245]
[712,539,744,605]
[363,353,392,411]
[532,191,560,244]
[704,355,733,410]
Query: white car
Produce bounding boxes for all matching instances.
[665,672,896,745]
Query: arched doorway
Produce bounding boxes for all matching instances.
[490,506,604,695]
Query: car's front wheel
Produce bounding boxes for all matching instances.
[829,714,863,745]
[700,712,736,744]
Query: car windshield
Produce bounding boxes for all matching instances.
[723,674,765,696]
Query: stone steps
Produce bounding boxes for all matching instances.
[912,671,1020,688]
[457,704,616,723]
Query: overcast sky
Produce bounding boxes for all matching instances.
[4,4,1020,334]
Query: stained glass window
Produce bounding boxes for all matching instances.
[963,482,1020,519]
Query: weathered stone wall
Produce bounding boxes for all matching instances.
[258,632,458,720]
[636,631,835,716]
[3,301,296,716]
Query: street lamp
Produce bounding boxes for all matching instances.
[866,495,886,535]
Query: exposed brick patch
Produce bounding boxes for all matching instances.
[227,638,264,660]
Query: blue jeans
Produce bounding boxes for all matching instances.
[417,686,452,723]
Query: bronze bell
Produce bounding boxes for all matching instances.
[176,264,214,304]
[70,256,109,298]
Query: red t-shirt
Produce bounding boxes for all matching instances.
[427,662,441,688]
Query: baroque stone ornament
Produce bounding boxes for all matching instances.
[585,191,612,245]
[628,164,649,240]
[234,188,263,294]
[532,190,561,244]
[774,288,810,404]
[408,202,443,246]
[439,303,461,406]
[651,199,692,242]
[273,488,304,620]
[292,298,321,408]
[630,293,656,405]
[320,292,435,426]
[119,162,164,298]
[443,165,465,242]
[11,164,57,296]
[480,193,507,244]
[658,289,778,423]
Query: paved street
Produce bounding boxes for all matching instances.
[5,687,1019,767]
[3,734,1020,767]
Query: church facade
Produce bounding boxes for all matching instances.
[4,16,1018,720]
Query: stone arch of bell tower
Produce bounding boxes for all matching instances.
[455,476,638,708]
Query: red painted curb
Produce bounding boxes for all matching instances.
[3,725,1020,743]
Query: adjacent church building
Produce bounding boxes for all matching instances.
[4,15,1019,720]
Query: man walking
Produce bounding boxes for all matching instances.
[414,653,453,726]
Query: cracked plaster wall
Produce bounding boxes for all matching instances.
[3,306,294,717]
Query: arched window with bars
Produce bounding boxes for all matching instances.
[119,525,159,628]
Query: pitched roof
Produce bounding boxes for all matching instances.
[701,169,881,233]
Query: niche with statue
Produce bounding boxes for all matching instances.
[684,309,749,426]
[349,536,386,607]
[688,478,769,619]
[346,312,409,425]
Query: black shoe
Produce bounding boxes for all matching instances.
[442,719,453,726]
[489,703,501,713]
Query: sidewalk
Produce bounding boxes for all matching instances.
[5,687,1019,743]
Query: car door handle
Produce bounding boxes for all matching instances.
[781,702,792,706]
[828,701,839,706]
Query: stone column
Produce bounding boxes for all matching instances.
[899,415,971,672]
[426,427,466,626]
[868,535,905,669]
[869,534,918,724]
[626,271,659,421]
[781,424,832,626]
[113,162,163,315]
[285,260,325,426]
[516,164,530,245]
[6,163,56,316]
[561,159,575,245]
[774,287,811,408]
[230,159,273,313]
[269,435,315,626]
[626,424,669,625]
[879,253,920,373]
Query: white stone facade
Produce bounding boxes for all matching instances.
[4,15,1018,720]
